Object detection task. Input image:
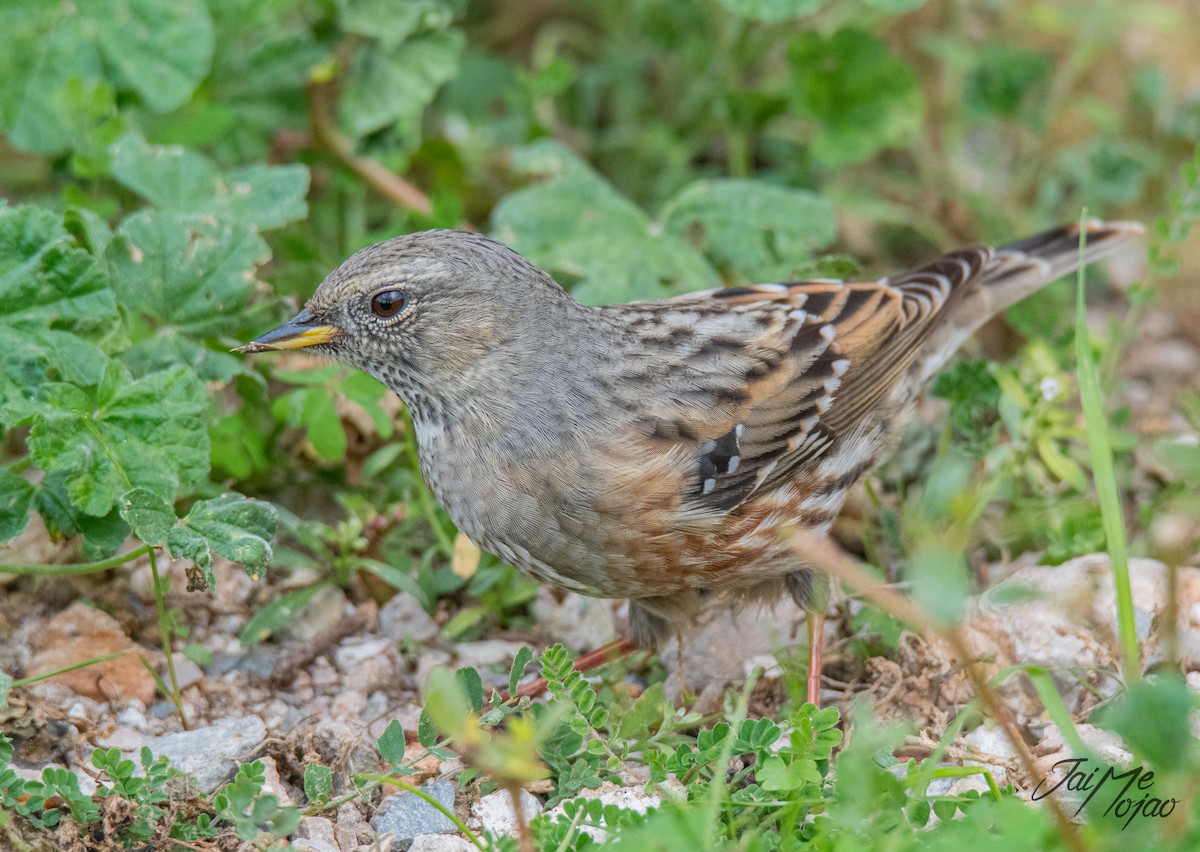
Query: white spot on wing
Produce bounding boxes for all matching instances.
[702,478,717,494]
[819,323,836,341]
[832,358,850,376]
[727,456,740,473]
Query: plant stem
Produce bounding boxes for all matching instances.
[11,650,133,688]
[353,773,486,850]
[307,78,435,218]
[508,783,535,852]
[147,548,188,729]
[0,544,153,576]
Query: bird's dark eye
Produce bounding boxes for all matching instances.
[371,289,407,318]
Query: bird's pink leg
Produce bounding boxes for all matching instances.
[512,636,638,699]
[806,609,825,706]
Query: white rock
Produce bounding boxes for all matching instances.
[138,715,268,792]
[292,840,339,852]
[380,593,440,643]
[295,816,337,844]
[951,554,1176,720]
[660,596,808,695]
[280,585,350,643]
[532,588,615,653]
[454,640,531,670]
[544,781,685,842]
[258,756,294,808]
[406,837,478,852]
[168,653,205,691]
[335,638,393,672]
[470,788,541,837]
[116,706,150,733]
[335,802,375,850]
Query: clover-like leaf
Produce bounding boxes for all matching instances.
[376,720,406,765]
[757,754,821,791]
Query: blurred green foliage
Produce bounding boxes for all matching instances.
[2,0,1200,845]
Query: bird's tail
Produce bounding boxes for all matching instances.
[979,219,1145,315]
[908,219,1144,389]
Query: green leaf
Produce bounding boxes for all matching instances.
[1097,675,1195,773]
[240,582,329,647]
[418,708,439,750]
[108,209,269,339]
[715,0,824,21]
[661,179,835,282]
[0,672,12,711]
[339,30,465,140]
[119,490,276,586]
[757,754,821,790]
[494,141,717,304]
[0,206,118,415]
[26,362,209,517]
[35,473,130,559]
[965,45,1052,121]
[787,28,921,166]
[863,0,927,9]
[0,469,36,544]
[109,135,309,230]
[168,494,279,586]
[508,646,534,698]
[615,682,666,741]
[271,388,348,462]
[376,720,406,765]
[455,666,484,713]
[303,762,333,804]
[117,488,176,545]
[0,0,214,154]
[338,0,456,47]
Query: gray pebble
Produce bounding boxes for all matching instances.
[380,593,440,643]
[140,715,267,792]
[372,780,457,841]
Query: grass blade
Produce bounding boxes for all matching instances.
[1074,209,1139,682]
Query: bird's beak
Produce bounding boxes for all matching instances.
[236,308,340,353]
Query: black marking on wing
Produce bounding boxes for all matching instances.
[697,425,742,491]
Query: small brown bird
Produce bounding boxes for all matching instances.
[242,220,1142,702]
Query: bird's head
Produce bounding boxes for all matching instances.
[239,230,574,406]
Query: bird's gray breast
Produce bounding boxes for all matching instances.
[411,416,620,597]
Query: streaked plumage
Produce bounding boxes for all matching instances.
[242,221,1143,647]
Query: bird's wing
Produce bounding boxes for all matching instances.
[615,246,994,516]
